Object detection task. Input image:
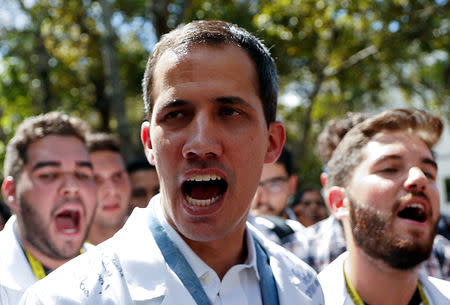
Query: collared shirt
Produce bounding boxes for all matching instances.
[0,216,92,305]
[156,202,262,305]
[19,195,325,305]
[318,252,450,305]
[283,215,450,280]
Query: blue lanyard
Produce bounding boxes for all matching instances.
[149,208,279,305]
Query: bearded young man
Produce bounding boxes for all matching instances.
[19,20,323,305]
[283,112,450,279]
[0,112,97,304]
[318,108,450,305]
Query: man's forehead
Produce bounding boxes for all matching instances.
[27,135,90,165]
[90,151,126,172]
[362,130,433,162]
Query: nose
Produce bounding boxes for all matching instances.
[404,167,427,192]
[182,112,223,160]
[60,173,80,196]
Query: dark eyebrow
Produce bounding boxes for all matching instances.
[373,154,402,165]
[422,158,437,170]
[216,96,255,110]
[32,161,61,171]
[77,161,93,170]
[373,154,437,170]
[157,99,190,112]
[32,161,93,171]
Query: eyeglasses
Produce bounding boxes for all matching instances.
[258,176,289,194]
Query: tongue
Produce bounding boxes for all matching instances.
[55,214,77,231]
[189,184,222,200]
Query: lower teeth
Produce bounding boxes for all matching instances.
[62,228,77,234]
[186,195,220,206]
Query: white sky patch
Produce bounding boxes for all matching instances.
[279,91,304,108]
[423,50,448,65]
[0,0,31,30]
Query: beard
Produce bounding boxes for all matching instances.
[20,195,90,261]
[348,193,438,270]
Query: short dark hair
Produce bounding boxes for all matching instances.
[276,146,295,176]
[127,156,156,174]
[291,186,323,208]
[317,112,369,167]
[142,20,278,127]
[0,199,12,224]
[327,108,443,189]
[86,132,121,153]
[4,111,90,180]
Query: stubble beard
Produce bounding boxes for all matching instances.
[348,194,437,270]
[20,195,90,261]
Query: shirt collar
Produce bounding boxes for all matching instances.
[153,194,260,280]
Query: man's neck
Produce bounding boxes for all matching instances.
[87,221,124,245]
[346,244,420,305]
[181,224,248,280]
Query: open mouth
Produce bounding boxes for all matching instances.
[397,203,426,223]
[182,174,228,206]
[55,209,80,234]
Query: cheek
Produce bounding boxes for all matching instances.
[428,184,440,209]
[352,176,398,207]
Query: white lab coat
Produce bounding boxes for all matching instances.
[20,196,324,305]
[0,216,92,305]
[318,251,450,305]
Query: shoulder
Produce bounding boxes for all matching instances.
[420,273,450,303]
[20,208,164,304]
[249,224,325,304]
[20,244,130,304]
[317,252,348,305]
[317,251,346,283]
[0,216,36,296]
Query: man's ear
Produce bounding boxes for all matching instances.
[2,176,19,214]
[264,121,286,163]
[320,172,327,189]
[141,121,155,166]
[327,186,349,219]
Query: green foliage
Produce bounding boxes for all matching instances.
[0,0,448,187]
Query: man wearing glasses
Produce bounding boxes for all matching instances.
[250,147,303,242]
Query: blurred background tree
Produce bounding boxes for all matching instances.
[0,0,448,188]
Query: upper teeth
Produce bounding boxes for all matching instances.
[406,203,424,210]
[187,175,222,182]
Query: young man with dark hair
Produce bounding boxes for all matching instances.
[127,156,159,214]
[0,112,97,304]
[291,186,328,227]
[20,20,323,304]
[251,147,299,220]
[86,132,131,245]
[319,108,449,304]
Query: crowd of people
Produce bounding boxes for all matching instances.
[0,20,449,305]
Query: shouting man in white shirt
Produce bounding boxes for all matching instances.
[20,20,324,305]
[0,112,97,304]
